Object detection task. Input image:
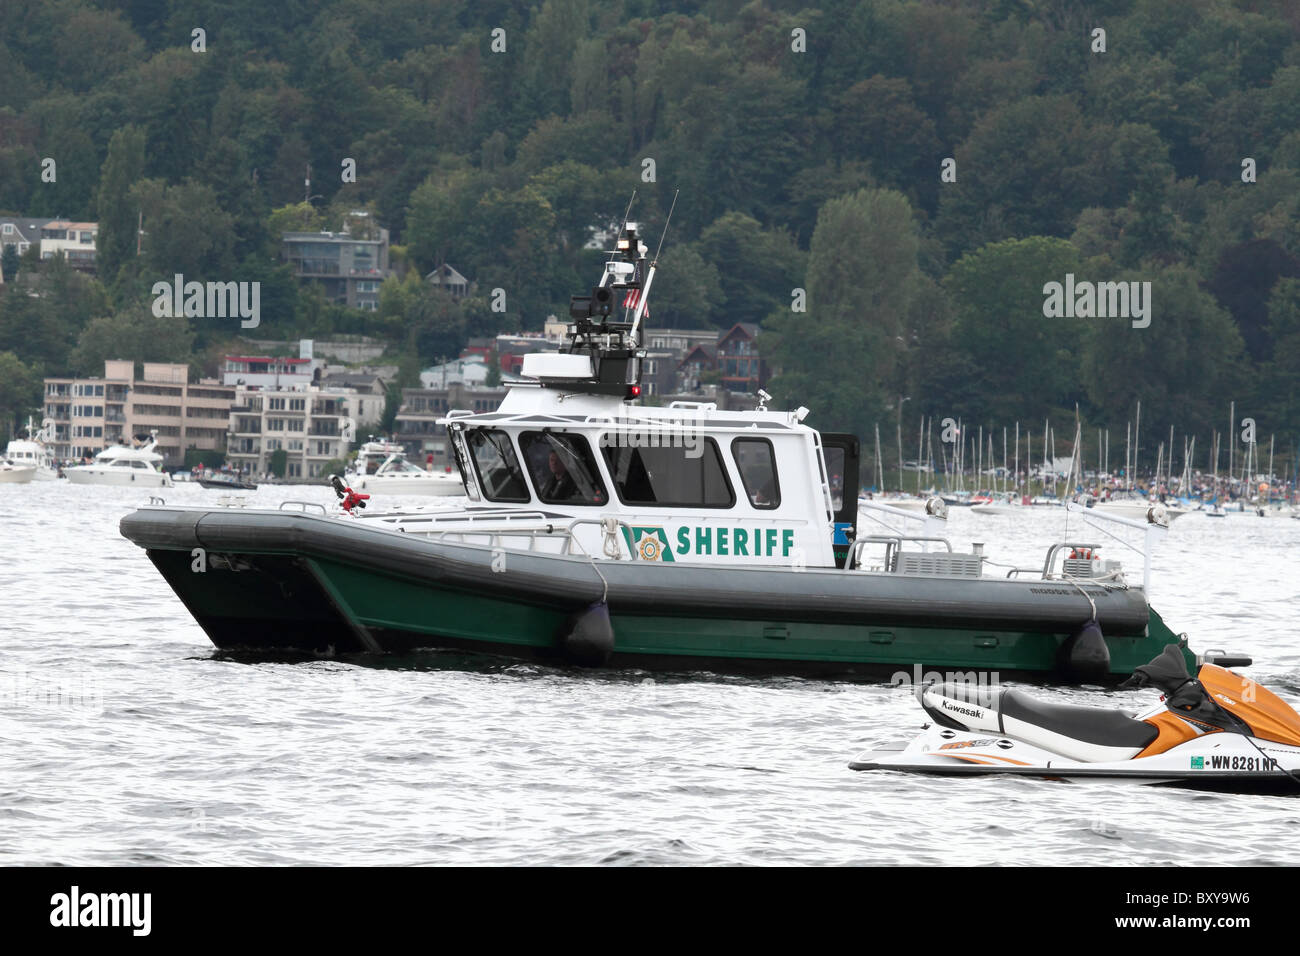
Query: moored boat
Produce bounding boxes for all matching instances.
[0,457,36,483]
[3,418,60,481]
[1092,496,1187,522]
[66,431,173,487]
[970,492,1029,515]
[344,439,464,496]
[196,471,258,491]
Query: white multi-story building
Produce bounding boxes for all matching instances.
[226,385,359,479]
[222,355,315,390]
[43,361,233,464]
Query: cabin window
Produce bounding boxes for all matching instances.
[823,446,845,510]
[519,432,608,506]
[601,436,734,508]
[466,428,530,503]
[732,438,780,509]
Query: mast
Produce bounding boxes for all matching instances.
[1125,421,1132,493]
[1268,434,1275,504]
[927,417,935,494]
[916,416,924,495]
[1228,401,1234,493]
[874,422,883,493]
[1134,400,1141,493]
[1014,422,1020,498]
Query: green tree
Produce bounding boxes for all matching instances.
[647,244,724,329]
[269,448,288,478]
[0,351,41,440]
[69,306,196,375]
[1256,279,1300,436]
[0,257,110,371]
[1080,264,1247,438]
[267,202,326,239]
[95,125,147,284]
[944,236,1083,423]
[763,189,923,440]
[132,179,237,281]
[1,245,19,283]
[697,212,803,326]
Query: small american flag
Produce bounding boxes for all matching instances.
[623,288,647,317]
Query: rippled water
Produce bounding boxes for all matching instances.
[2,483,1298,865]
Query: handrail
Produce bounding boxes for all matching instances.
[1041,541,1103,579]
[402,515,640,561]
[380,510,552,527]
[280,500,328,514]
[1064,501,1167,594]
[850,534,954,571]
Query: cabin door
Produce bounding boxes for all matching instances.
[820,433,859,569]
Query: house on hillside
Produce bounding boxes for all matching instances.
[282,226,392,310]
[426,263,471,299]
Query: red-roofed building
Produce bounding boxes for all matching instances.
[221,356,315,389]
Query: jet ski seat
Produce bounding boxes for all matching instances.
[999,690,1159,750]
[920,681,1160,761]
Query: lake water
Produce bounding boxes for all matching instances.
[2,482,1298,865]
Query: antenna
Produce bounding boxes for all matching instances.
[630,190,678,342]
[652,189,680,264]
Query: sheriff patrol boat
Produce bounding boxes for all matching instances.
[120,222,1218,681]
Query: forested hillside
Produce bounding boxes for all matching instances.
[1,0,1298,467]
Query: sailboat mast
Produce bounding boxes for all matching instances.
[1134,400,1141,492]
[1014,422,1020,498]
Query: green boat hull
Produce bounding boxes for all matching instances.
[142,545,1188,681]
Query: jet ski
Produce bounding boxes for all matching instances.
[851,643,1300,792]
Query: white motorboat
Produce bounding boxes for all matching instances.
[344,439,464,496]
[3,417,61,481]
[970,493,1028,515]
[0,457,36,483]
[64,431,173,487]
[1091,496,1187,522]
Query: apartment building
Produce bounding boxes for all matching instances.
[281,226,391,310]
[43,361,234,464]
[222,354,315,389]
[225,385,358,478]
[393,381,509,470]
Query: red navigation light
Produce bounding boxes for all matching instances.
[626,384,642,399]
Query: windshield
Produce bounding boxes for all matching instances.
[519,432,608,506]
[466,428,530,502]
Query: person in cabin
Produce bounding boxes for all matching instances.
[541,450,578,501]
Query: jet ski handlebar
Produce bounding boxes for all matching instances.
[1119,642,1193,694]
